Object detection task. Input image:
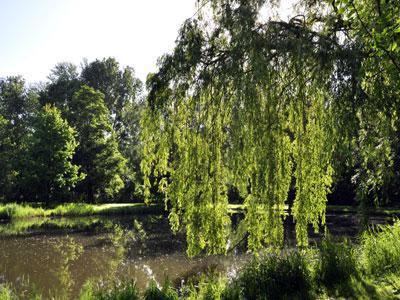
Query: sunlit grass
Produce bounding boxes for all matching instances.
[0,202,163,221]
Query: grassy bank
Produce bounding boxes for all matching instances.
[0,203,164,221]
[1,220,400,299]
[1,202,399,221]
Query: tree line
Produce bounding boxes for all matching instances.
[0,58,142,204]
[1,0,399,253]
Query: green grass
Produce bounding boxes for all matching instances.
[0,203,46,220]
[144,280,178,300]
[0,216,110,236]
[1,203,398,221]
[0,283,42,300]
[238,251,314,300]
[0,284,15,300]
[317,236,359,291]
[91,280,139,300]
[360,219,400,277]
[0,202,163,221]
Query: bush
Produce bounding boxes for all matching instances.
[183,276,227,300]
[238,251,313,300]
[0,283,42,300]
[360,219,400,277]
[93,280,139,300]
[0,285,15,300]
[317,236,358,289]
[144,280,178,300]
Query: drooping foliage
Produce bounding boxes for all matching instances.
[333,0,400,212]
[141,0,400,255]
[141,2,334,255]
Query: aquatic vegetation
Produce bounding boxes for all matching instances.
[144,280,178,300]
[182,276,227,300]
[237,251,313,300]
[93,280,139,300]
[0,284,15,300]
[0,283,42,300]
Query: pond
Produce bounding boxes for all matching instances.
[0,215,249,299]
[0,211,393,299]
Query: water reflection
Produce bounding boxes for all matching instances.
[53,236,83,299]
[0,211,385,299]
[0,215,248,299]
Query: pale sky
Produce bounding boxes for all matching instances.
[0,0,196,83]
[0,0,294,84]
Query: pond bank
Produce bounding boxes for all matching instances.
[2,202,400,221]
[1,220,400,299]
[0,203,164,221]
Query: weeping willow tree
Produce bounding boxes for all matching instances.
[141,0,400,256]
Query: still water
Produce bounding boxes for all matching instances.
[0,211,391,299]
[0,215,248,298]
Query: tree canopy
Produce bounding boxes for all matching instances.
[70,85,127,202]
[141,0,400,255]
[21,105,83,204]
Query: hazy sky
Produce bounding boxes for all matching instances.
[0,0,196,83]
[0,1,295,84]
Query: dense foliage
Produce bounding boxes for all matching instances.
[0,0,399,256]
[0,58,142,203]
[141,0,400,254]
[20,105,83,203]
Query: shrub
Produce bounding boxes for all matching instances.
[144,280,178,300]
[0,285,15,300]
[317,236,358,290]
[360,219,400,277]
[238,251,313,300]
[0,283,42,300]
[79,281,95,300]
[94,280,139,300]
[183,276,227,300]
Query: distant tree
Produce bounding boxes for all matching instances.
[81,57,143,199]
[0,76,38,138]
[40,59,143,201]
[0,76,39,200]
[69,85,126,202]
[81,57,142,135]
[21,105,83,204]
[0,116,14,201]
[39,62,82,112]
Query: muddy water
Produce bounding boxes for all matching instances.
[0,215,248,299]
[0,212,394,299]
